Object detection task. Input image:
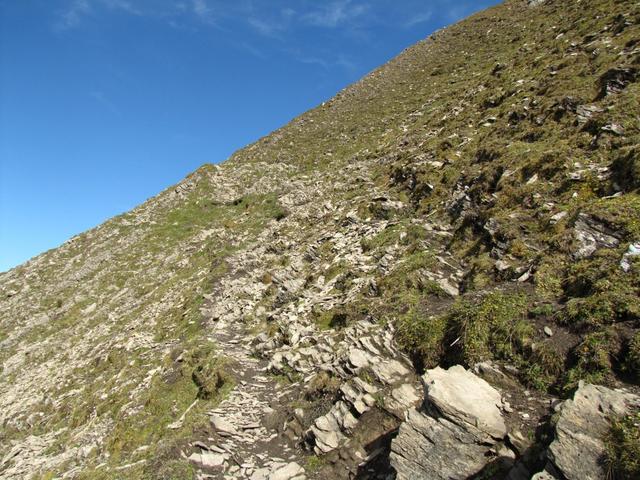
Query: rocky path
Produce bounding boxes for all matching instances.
[188,315,307,480]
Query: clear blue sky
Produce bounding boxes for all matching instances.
[0,0,499,272]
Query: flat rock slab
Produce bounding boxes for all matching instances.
[547,382,640,480]
[424,365,507,440]
[210,414,238,436]
[188,451,226,468]
[268,461,305,480]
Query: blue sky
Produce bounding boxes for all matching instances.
[0,0,499,272]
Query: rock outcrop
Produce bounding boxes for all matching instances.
[391,365,510,479]
[536,382,640,480]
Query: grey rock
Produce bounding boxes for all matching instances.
[507,429,531,456]
[188,451,226,468]
[547,382,640,480]
[268,462,305,480]
[495,259,511,272]
[371,358,410,384]
[210,415,238,436]
[531,462,562,480]
[436,277,459,296]
[390,366,507,479]
[531,471,558,480]
[549,211,567,224]
[424,365,506,440]
[601,123,624,136]
[573,214,620,259]
[576,104,604,124]
[598,68,637,99]
[390,408,494,480]
[200,451,227,468]
[310,426,342,453]
[348,349,370,370]
[391,383,420,409]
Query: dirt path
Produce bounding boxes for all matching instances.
[188,314,307,480]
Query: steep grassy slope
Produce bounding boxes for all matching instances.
[1,0,639,478]
[227,0,640,391]
[0,164,294,477]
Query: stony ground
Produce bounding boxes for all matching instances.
[2,0,640,479]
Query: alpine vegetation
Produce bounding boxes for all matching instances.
[1,0,639,479]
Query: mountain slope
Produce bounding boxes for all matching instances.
[2,0,640,479]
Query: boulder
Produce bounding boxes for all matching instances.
[425,365,507,441]
[545,382,640,480]
[391,408,491,479]
[390,365,508,479]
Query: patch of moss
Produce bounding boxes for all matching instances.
[584,194,640,239]
[562,250,640,331]
[521,344,563,391]
[623,332,640,381]
[307,371,341,397]
[562,330,615,394]
[396,291,539,374]
[445,292,531,366]
[183,343,231,400]
[396,307,447,371]
[604,411,640,480]
[360,222,427,253]
[379,250,439,296]
[534,259,565,299]
[611,148,640,193]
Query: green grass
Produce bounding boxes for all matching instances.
[624,332,640,381]
[562,330,615,394]
[604,410,640,480]
[105,343,232,462]
[395,290,566,391]
[4,1,640,477]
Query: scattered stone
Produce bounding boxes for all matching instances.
[2,3,638,480]
[544,326,553,337]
